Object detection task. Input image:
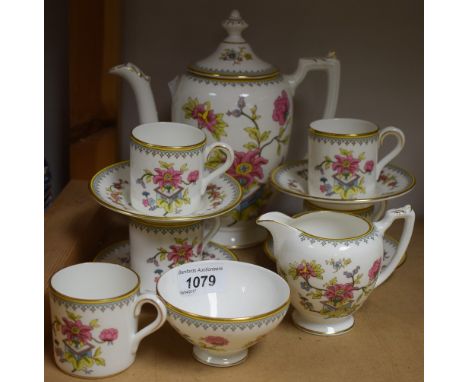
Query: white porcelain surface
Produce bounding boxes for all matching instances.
[303,200,387,221]
[271,159,415,206]
[130,122,234,216]
[157,260,290,367]
[308,118,405,200]
[49,263,166,378]
[257,206,415,335]
[89,161,242,223]
[212,222,268,249]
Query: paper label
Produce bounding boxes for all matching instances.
[177,264,226,296]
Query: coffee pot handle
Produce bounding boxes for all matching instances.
[131,293,167,354]
[201,143,235,194]
[373,205,415,287]
[284,51,340,118]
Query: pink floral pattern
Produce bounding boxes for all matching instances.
[62,318,93,345]
[202,336,229,346]
[153,167,183,189]
[167,242,195,265]
[272,90,290,126]
[187,170,199,183]
[52,311,118,374]
[183,98,228,140]
[99,328,119,343]
[227,149,269,189]
[315,149,375,199]
[289,256,381,319]
[368,258,382,281]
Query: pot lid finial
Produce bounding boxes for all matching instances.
[222,10,248,43]
[187,10,278,80]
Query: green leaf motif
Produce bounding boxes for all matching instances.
[94,347,102,358]
[260,130,271,143]
[180,163,189,172]
[89,319,100,329]
[310,290,323,299]
[66,311,81,321]
[244,127,261,141]
[358,152,366,161]
[243,142,258,150]
[339,148,352,156]
[94,357,106,367]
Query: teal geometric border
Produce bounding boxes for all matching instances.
[130,141,204,159]
[298,229,379,247]
[167,305,288,332]
[51,293,137,313]
[310,134,379,146]
[129,220,202,235]
[185,73,283,87]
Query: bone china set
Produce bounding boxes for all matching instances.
[49,10,417,377]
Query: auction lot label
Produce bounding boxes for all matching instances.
[177,264,226,296]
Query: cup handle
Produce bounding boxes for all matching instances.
[373,205,415,287]
[200,143,235,194]
[131,293,167,354]
[203,217,221,243]
[375,126,405,179]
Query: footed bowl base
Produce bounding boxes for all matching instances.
[192,346,248,367]
[212,222,268,249]
[292,310,354,336]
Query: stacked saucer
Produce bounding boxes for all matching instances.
[89,122,242,292]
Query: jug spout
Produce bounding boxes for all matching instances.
[257,212,297,257]
[110,63,159,124]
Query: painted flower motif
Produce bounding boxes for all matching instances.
[289,260,324,280]
[368,258,382,281]
[187,170,199,183]
[272,90,290,126]
[153,167,183,189]
[99,328,119,343]
[332,154,361,176]
[202,336,229,346]
[227,149,269,190]
[182,98,228,140]
[61,318,93,345]
[167,242,194,265]
[325,283,355,304]
[364,160,375,173]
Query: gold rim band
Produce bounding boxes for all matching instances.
[187,66,279,81]
[49,264,140,304]
[130,134,206,151]
[309,127,379,139]
[304,200,374,213]
[160,294,290,323]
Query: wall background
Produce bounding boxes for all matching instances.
[117,0,423,215]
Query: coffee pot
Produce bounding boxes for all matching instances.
[111,9,341,248]
[257,206,415,335]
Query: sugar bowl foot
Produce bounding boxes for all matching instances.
[192,346,248,367]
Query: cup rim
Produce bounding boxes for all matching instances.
[49,262,140,304]
[157,260,290,323]
[291,210,374,240]
[130,217,202,228]
[131,122,207,151]
[309,118,379,138]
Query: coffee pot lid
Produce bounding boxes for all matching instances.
[187,10,278,80]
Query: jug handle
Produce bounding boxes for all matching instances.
[284,51,340,118]
[373,205,416,287]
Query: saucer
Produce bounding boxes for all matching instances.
[263,234,406,274]
[270,160,415,206]
[94,240,238,269]
[89,161,242,222]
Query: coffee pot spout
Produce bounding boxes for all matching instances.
[110,63,159,124]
